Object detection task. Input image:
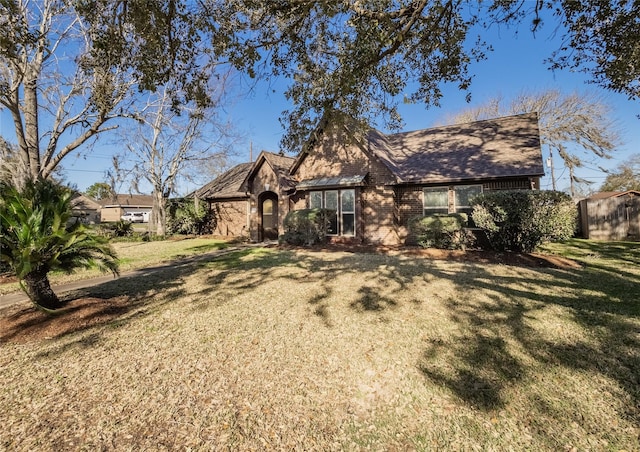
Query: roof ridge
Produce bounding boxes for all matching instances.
[387,112,539,138]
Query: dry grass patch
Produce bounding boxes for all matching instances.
[1,245,639,450]
[0,237,229,295]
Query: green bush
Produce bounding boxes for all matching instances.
[167,199,214,235]
[408,213,473,250]
[281,209,331,246]
[471,190,577,253]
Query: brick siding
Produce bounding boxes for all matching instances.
[209,199,249,237]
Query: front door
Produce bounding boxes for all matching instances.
[261,196,278,240]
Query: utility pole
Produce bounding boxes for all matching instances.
[546,153,557,191]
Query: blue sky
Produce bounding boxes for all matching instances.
[226,22,639,197]
[2,14,638,196]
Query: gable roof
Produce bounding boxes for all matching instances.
[71,193,101,210]
[195,162,253,200]
[587,190,640,200]
[98,194,153,208]
[368,113,544,184]
[243,151,297,191]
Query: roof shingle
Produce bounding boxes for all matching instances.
[195,162,253,200]
[368,113,544,184]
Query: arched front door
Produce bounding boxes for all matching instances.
[261,193,278,240]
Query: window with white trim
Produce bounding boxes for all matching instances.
[309,189,356,236]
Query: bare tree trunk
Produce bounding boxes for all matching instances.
[153,189,167,236]
[22,268,63,310]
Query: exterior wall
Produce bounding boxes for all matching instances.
[209,199,249,237]
[395,177,538,244]
[361,185,398,245]
[293,132,398,244]
[579,196,640,241]
[249,162,287,241]
[100,207,124,222]
[295,133,396,186]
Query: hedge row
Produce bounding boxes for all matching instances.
[408,190,577,253]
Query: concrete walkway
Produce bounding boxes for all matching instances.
[0,242,268,311]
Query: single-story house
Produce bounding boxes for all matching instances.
[195,113,545,245]
[98,194,154,223]
[194,162,254,236]
[70,193,101,224]
[577,190,640,241]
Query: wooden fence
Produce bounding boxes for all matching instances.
[578,197,640,241]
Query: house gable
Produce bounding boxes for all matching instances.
[291,126,396,187]
[244,151,296,194]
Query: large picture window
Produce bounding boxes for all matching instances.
[309,189,356,236]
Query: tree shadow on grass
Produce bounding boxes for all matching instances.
[0,248,268,345]
[350,286,397,312]
[406,258,640,441]
[276,245,639,441]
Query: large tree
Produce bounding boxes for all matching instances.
[2,1,636,187]
[444,90,621,197]
[205,1,639,152]
[0,0,210,188]
[600,154,640,192]
[543,0,640,101]
[84,182,113,200]
[115,83,233,236]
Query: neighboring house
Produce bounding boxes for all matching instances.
[98,194,154,223]
[195,113,545,245]
[577,190,640,241]
[70,193,102,224]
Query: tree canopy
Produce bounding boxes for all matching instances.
[600,154,640,192]
[1,0,638,188]
[443,89,621,197]
[85,182,113,200]
[544,0,640,101]
[0,0,215,188]
[206,0,639,151]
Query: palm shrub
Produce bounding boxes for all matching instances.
[471,190,577,253]
[0,179,119,311]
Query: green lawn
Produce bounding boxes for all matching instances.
[1,239,638,450]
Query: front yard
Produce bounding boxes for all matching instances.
[1,240,639,450]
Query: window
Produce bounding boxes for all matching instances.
[324,191,339,234]
[423,185,483,215]
[423,187,449,215]
[341,189,355,236]
[454,185,482,212]
[309,191,323,209]
[309,189,356,236]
